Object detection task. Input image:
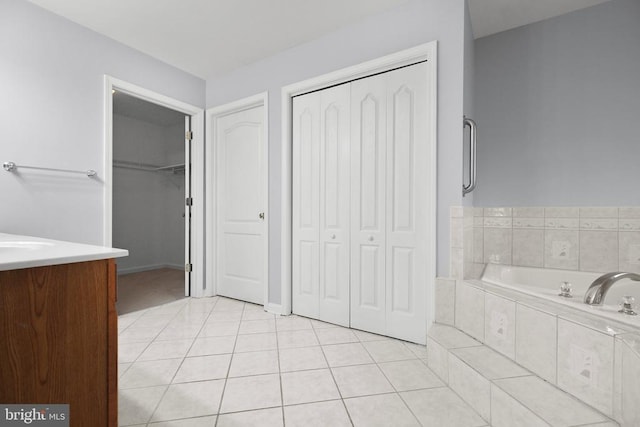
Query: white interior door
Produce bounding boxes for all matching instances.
[292,91,321,319]
[350,62,429,343]
[350,72,388,336]
[291,62,432,343]
[292,84,351,326]
[215,105,266,305]
[384,63,429,344]
[318,84,351,326]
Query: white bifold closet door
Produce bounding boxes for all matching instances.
[350,63,429,344]
[292,62,430,344]
[292,84,351,327]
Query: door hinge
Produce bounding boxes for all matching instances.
[186,197,193,206]
[185,263,193,272]
[185,131,193,140]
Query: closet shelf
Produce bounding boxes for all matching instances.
[113,159,185,174]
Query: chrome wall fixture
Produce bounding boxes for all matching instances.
[463,116,477,196]
[3,161,97,177]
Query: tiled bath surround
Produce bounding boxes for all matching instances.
[441,206,640,425]
[434,277,640,425]
[449,206,640,281]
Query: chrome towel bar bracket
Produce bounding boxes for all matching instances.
[463,116,477,196]
[3,161,97,177]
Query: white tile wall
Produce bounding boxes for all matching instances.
[614,333,640,425]
[455,282,485,341]
[512,229,544,267]
[489,383,548,427]
[448,353,491,421]
[457,205,640,277]
[445,206,640,425]
[492,376,608,426]
[515,304,557,384]
[434,278,455,325]
[619,231,640,273]
[426,324,482,384]
[557,319,615,416]
[484,228,512,265]
[580,231,618,272]
[484,293,516,358]
[620,340,640,426]
[436,280,635,425]
[544,229,579,270]
[451,346,529,380]
[426,337,449,383]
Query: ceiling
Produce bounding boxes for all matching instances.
[113,91,185,126]
[468,0,612,39]
[27,0,612,80]
[26,0,411,79]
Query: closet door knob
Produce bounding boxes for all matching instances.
[368,236,374,242]
[331,234,336,239]
[259,212,265,220]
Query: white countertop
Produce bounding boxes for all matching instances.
[0,233,128,271]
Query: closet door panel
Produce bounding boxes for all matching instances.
[319,85,351,326]
[292,92,321,319]
[350,74,387,335]
[385,62,429,344]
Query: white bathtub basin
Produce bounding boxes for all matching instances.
[481,264,640,328]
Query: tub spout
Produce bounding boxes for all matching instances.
[583,272,640,305]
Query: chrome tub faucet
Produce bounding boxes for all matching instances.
[583,272,640,305]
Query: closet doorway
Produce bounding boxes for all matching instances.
[111,91,190,312]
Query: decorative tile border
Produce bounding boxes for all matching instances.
[449,206,640,279]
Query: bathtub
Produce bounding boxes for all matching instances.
[478,264,640,329]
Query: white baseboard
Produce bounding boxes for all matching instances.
[265,302,286,315]
[118,263,183,275]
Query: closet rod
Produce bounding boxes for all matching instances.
[3,161,97,177]
[113,159,185,173]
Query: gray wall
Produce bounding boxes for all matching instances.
[113,116,185,273]
[206,0,467,304]
[0,0,204,245]
[463,0,475,207]
[474,0,640,206]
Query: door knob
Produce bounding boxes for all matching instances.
[331,234,336,239]
[368,236,374,242]
[259,212,265,220]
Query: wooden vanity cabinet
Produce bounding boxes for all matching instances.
[0,259,118,427]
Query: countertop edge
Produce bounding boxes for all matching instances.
[0,249,129,272]
[0,233,129,272]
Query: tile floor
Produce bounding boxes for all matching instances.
[118,294,489,426]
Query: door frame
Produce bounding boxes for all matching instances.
[206,92,269,304]
[103,76,205,297]
[280,41,438,327]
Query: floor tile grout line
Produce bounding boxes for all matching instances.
[118,303,187,398]
[124,299,199,359]
[214,299,245,426]
[310,320,356,426]
[141,296,221,424]
[120,291,487,427]
[274,314,287,427]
